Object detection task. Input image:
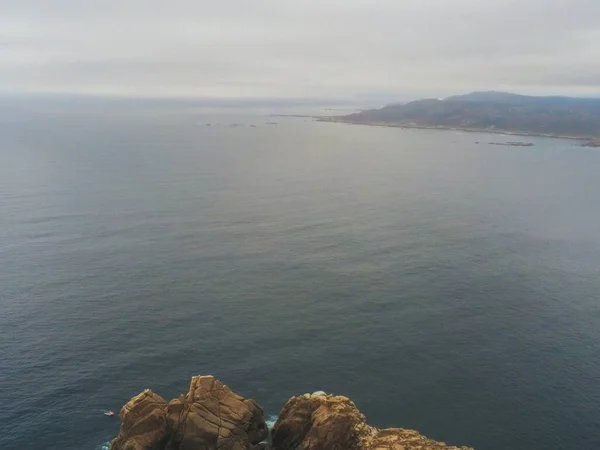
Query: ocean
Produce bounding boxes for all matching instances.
[1,97,599,450]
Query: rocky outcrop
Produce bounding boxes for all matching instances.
[111,390,169,450]
[110,376,268,450]
[271,392,473,450]
[111,377,472,450]
[583,139,600,147]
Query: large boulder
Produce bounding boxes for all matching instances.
[111,376,268,450]
[271,392,473,450]
[111,389,169,450]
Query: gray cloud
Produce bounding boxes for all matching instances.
[1,0,600,99]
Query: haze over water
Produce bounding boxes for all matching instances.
[1,99,599,450]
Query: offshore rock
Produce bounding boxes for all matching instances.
[111,389,169,450]
[271,392,473,450]
[111,375,268,450]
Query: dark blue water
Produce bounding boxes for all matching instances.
[1,99,600,450]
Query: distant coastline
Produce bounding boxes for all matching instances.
[317,117,596,143]
[316,91,600,147]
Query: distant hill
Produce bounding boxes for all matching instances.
[323,91,600,140]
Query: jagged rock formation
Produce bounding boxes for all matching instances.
[111,377,473,450]
[110,375,268,450]
[271,392,473,450]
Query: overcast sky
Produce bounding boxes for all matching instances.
[2,0,600,100]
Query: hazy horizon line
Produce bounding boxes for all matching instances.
[1,89,600,109]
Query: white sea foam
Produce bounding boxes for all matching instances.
[266,414,278,429]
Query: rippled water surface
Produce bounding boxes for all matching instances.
[1,99,599,450]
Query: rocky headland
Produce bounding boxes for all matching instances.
[110,375,473,450]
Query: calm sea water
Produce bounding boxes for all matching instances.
[1,98,600,450]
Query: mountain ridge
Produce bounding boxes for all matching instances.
[321,91,600,142]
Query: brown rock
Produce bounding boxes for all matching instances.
[272,392,473,450]
[110,389,169,450]
[111,376,268,450]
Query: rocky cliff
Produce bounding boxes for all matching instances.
[111,376,473,450]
